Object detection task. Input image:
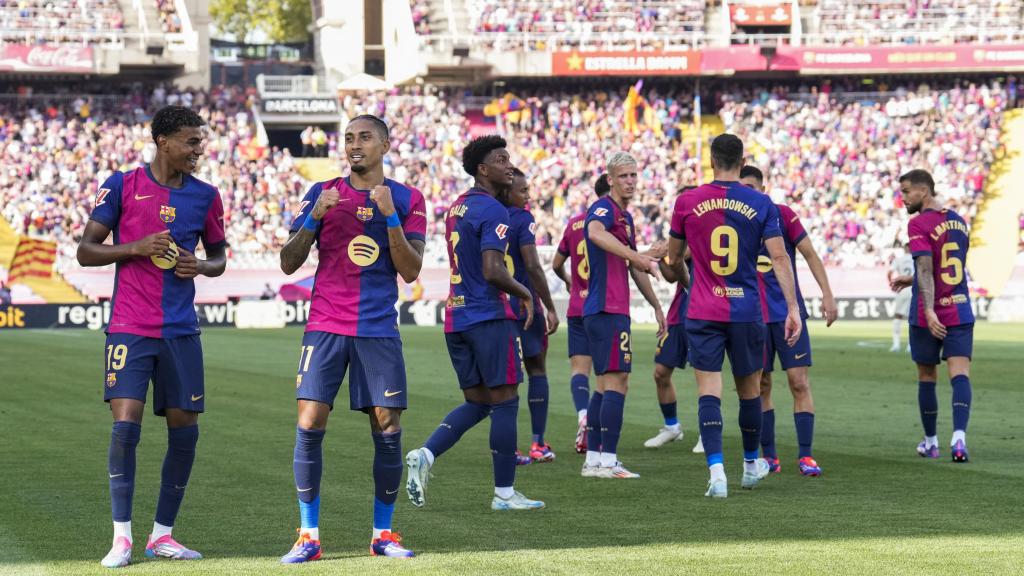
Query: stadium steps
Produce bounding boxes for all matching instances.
[968,108,1024,297]
[294,158,341,183]
[19,275,87,304]
[0,219,17,269]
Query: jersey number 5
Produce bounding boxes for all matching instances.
[449,231,462,284]
[940,242,963,286]
[711,225,738,276]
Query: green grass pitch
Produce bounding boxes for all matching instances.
[1,322,1023,575]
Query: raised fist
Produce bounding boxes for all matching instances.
[311,188,340,221]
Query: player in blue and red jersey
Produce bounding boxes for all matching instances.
[498,168,561,462]
[552,174,611,453]
[580,152,665,480]
[739,166,837,477]
[405,135,544,511]
[890,169,975,463]
[77,106,226,568]
[278,115,426,562]
[644,186,696,450]
[667,134,802,498]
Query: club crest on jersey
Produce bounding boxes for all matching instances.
[95,188,111,206]
[356,206,375,222]
[495,224,509,239]
[106,372,117,388]
[159,205,176,223]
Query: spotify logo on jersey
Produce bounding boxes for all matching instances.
[757,254,773,273]
[348,235,380,266]
[152,241,179,270]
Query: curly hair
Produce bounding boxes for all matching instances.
[462,134,507,177]
[151,106,205,141]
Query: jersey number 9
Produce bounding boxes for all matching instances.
[711,225,739,276]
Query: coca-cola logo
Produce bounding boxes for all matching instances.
[0,45,93,72]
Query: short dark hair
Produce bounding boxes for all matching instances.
[151,106,205,141]
[899,169,935,195]
[678,185,698,195]
[710,133,744,171]
[739,165,764,185]
[594,173,610,197]
[349,114,389,141]
[462,135,507,177]
[511,166,525,178]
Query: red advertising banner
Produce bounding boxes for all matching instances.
[0,45,94,73]
[700,45,767,73]
[551,51,699,76]
[730,4,792,26]
[772,44,1024,73]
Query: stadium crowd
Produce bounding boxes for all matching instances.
[155,0,182,33]
[817,0,1022,44]
[0,79,1010,272]
[0,0,124,44]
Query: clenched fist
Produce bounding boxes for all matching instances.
[370,185,396,217]
[311,188,340,221]
[131,230,172,258]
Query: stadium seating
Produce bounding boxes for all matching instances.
[155,0,181,33]
[0,0,124,45]
[816,0,1023,45]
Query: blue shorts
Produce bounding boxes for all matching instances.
[518,312,548,359]
[295,331,407,412]
[583,313,632,375]
[655,323,688,370]
[910,323,974,365]
[446,319,523,389]
[686,319,766,377]
[763,318,812,373]
[103,333,204,416]
[567,316,590,358]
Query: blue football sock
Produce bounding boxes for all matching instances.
[698,395,724,467]
[586,391,604,452]
[794,412,815,458]
[293,426,325,528]
[489,397,519,489]
[154,424,198,527]
[424,401,489,459]
[918,381,938,437]
[760,409,777,459]
[528,375,549,445]
[109,421,141,522]
[371,430,402,530]
[659,401,679,427]
[570,374,591,413]
[951,375,972,433]
[738,397,762,460]
[600,390,626,456]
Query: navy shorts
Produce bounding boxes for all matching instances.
[103,333,204,416]
[518,312,548,359]
[763,318,812,373]
[446,319,523,389]
[910,323,974,365]
[567,316,590,358]
[655,323,688,370]
[686,319,766,377]
[295,331,407,412]
[583,313,632,375]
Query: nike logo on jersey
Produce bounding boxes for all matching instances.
[383,390,403,398]
[191,394,204,401]
[795,353,808,360]
[134,194,155,200]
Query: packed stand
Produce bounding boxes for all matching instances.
[816,0,1023,45]
[0,0,123,45]
[155,0,181,33]
[409,0,433,36]
[468,0,705,51]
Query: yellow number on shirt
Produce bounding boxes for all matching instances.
[106,344,128,371]
[298,345,315,372]
[576,240,590,280]
[504,246,515,276]
[940,242,963,286]
[619,331,631,352]
[711,225,739,276]
[448,231,462,284]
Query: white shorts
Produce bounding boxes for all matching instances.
[893,290,912,318]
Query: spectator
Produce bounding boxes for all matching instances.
[0,281,11,306]
[300,126,313,157]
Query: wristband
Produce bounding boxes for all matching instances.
[302,214,321,232]
[386,213,401,228]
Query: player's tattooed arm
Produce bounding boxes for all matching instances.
[77,221,173,267]
[765,236,802,346]
[280,229,316,275]
[551,251,571,292]
[630,265,666,336]
[915,255,948,339]
[521,243,559,335]
[796,237,837,326]
[482,249,534,328]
